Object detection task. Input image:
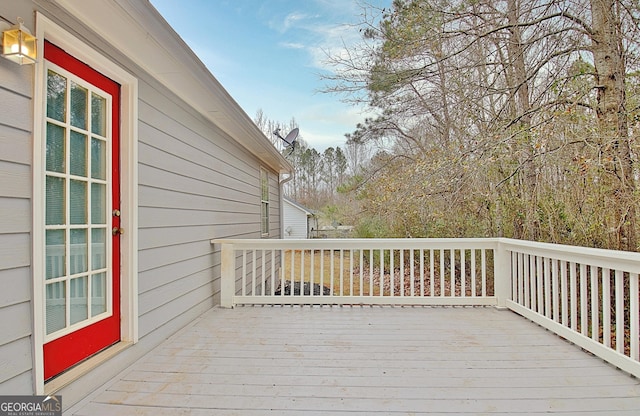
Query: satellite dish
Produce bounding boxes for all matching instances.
[273,127,299,156]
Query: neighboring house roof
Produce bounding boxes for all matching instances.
[283,196,315,217]
[55,0,292,174]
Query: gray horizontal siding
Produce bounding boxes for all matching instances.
[138,254,216,294]
[139,162,258,206]
[0,335,32,393]
[0,160,30,199]
[0,267,31,311]
[139,207,258,229]
[0,86,32,132]
[0,125,31,164]
[136,76,282,340]
[139,185,257,214]
[0,197,31,234]
[0,54,33,393]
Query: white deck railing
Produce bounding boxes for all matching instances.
[500,238,640,379]
[212,237,640,378]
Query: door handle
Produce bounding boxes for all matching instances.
[112,227,125,236]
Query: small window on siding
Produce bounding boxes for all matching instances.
[260,168,269,236]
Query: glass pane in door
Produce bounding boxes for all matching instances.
[70,82,87,129]
[70,131,87,177]
[45,230,65,280]
[91,228,106,269]
[46,123,65,173]
[46,281,66,334]
[91,93,106,136]
[91,138,106,180]
[91,183,106,224]
[46,70,66,121]
[91,272,107,316]
[70,229,88,274]
[45,177,65,226]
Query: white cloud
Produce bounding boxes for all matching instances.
[296,102,379,151]
[284,12,308,29]
[280,42,305,50]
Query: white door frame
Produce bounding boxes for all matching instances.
[32,12,138,394]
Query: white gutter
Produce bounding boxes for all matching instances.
[279,172,294,238]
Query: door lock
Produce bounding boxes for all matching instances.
[113,209,121,217]
[112,227,125,236]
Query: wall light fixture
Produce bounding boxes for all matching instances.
[1,17,37,65]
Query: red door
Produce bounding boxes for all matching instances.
[42,41,121,380]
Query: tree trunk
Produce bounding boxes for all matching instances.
[506,0,538,240]
[590,0,636,250]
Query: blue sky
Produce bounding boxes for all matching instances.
[150,0,388,151]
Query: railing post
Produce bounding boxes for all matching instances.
[494,239,511,309]
[220,243,236,308]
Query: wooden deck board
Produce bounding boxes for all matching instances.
[65,306,640,415]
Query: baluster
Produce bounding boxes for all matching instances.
[524,254,530,309]
[310,249,315,298]
[544,257,551,318]
[261,249,266,296]
[590,266,599,342]
[580,264,588,336]
[289,248,295,297]
[349,250,354,296]
[271,250,276,296]
[339,249,344,297]
[630,273,638,360]
[430,250,435,297]
[390,249,395,297]
[471,249,476,298]
[602,268,611,348]
[380,249,384,297]
[252,250,257,297]
[440,249,445,297]
[320,249,324,297]
[369,249,374,296]
[569,262,577,331]
[399,249,404,297]
[481,249,487,297]
[530,254,536,308]
[461,249,466,297]
[330,249,334,296]
[301,249,305,296]
[242,250,247,296]
[551,258,559,322]
[359,249,364,296]
[450,249,455,297]
[518,253,525,305]
[419,249,424,297]
[561,260,568,327]
[615,270,624,354]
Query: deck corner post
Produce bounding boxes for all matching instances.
[494,239,511,309]
[220,243,236,308]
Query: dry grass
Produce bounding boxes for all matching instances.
[281,249,373,295]
[281,249,494,297]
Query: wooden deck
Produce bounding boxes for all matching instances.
[65,306,640,415]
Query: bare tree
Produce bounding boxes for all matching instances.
[322,0,640,250]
